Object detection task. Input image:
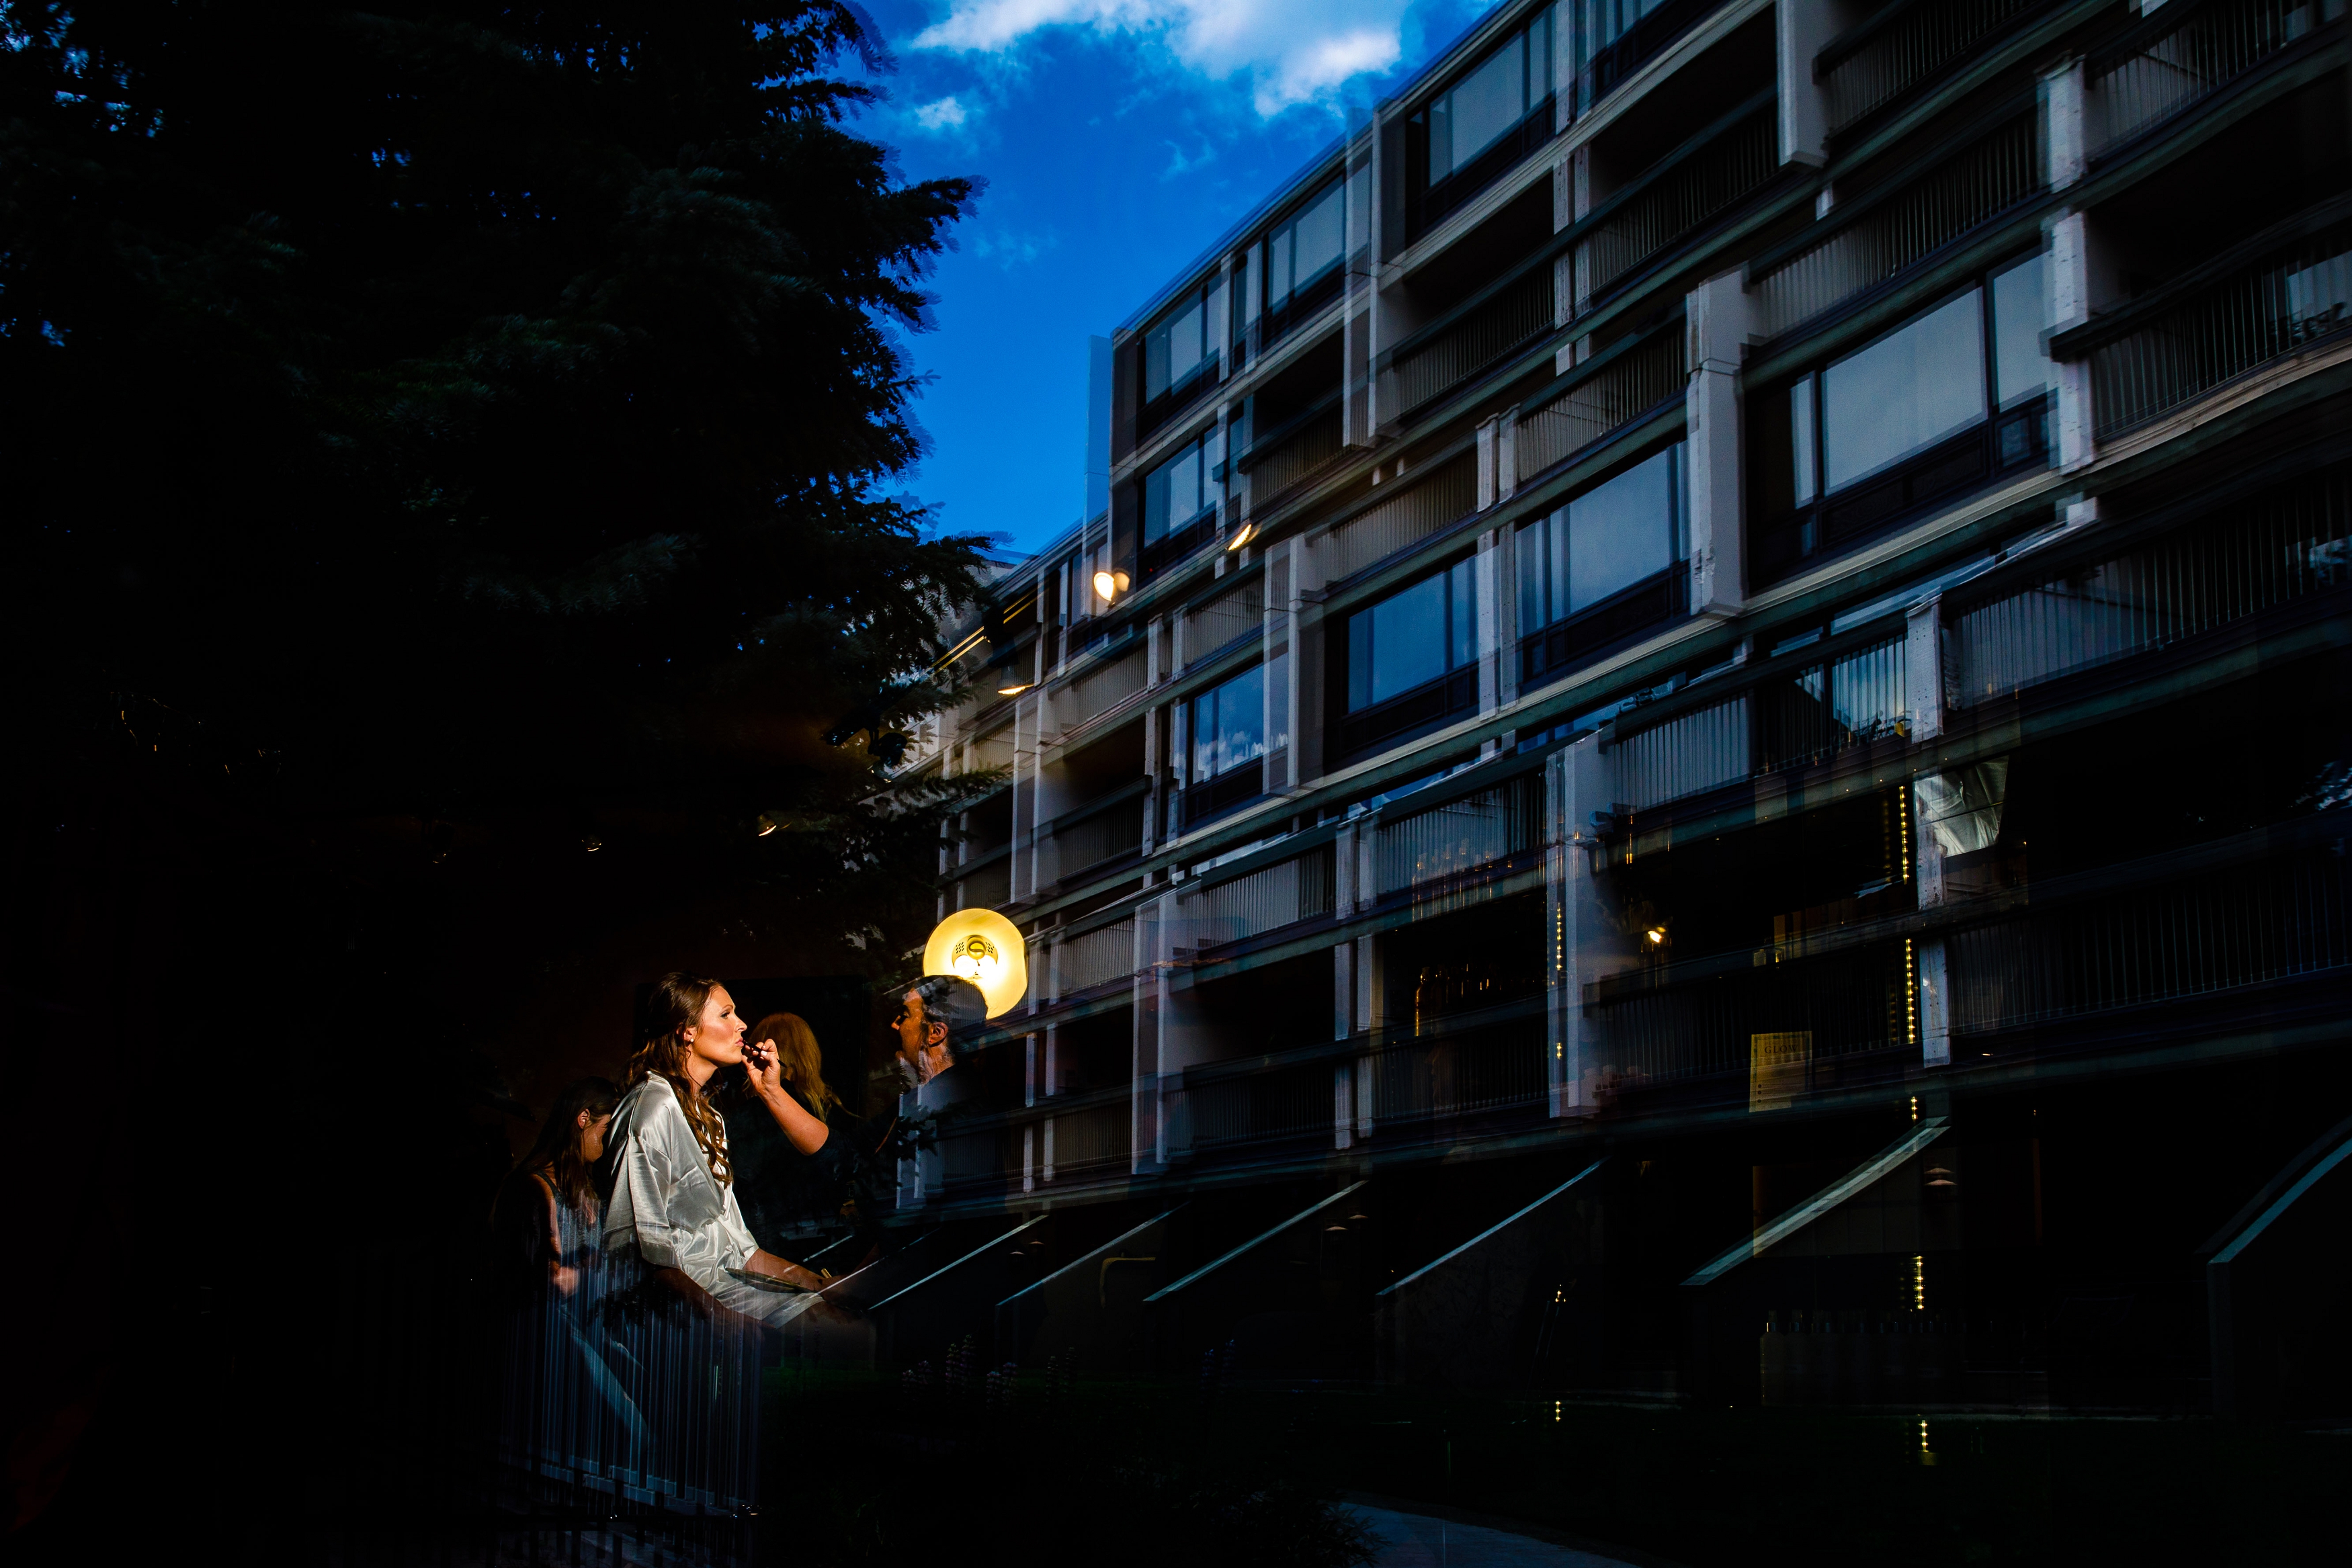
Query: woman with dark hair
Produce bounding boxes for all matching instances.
[730,1012,865,1239]
[493,1076,621,1302]
[492,1076,641,1483]
[602,971,830,1325]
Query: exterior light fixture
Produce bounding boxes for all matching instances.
[1644,926,1668,946]
[1092,569,1130,604]
[755,814,780,837]
[923,907,1029,1019]
[997,682,1032,697]
[1226,521,1255,552]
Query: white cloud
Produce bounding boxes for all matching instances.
[913,0,1420,116]
[970,228,1061,269]
[914,95,972,130]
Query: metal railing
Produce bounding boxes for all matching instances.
[957,855,1010,911]
[2091,0,2339,156]
[1364,1007,1548,1129]
[1064,646,1146,718]
[1949,852,2351,1035]
[1312,453,1477,584]
[1374,771,1545,897]
[1046,1099,1130,1180]
[1613,693,1751,812]
[1587,104,1779,296]
[1177,844,1336,952]
[1949,462,2352,707]
[1049,797,1143,883]
[1819,0,2050,132]
[1181,1057,1334,1157]
[1395,267,1556,417]
[1515,322,1685,482]
[1246,406,1345,508]
[1587,939,1915,1092]
[1056,917,1136,996]
[2081,215,2352,439]
[1185,574,1265,668]
[1757,634,1909,774]
[1753,111,2043,339]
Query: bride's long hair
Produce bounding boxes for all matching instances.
[624,971,734,1187]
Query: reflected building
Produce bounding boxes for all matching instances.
[862,0,2352,1418]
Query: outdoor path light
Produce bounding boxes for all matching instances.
[923,908,1028,1018]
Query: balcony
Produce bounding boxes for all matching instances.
[1392,265,1556,421]
[1515,318,1686,485]
[1333,666,1479,767]
[2089,0,2345,162]
[1360,1001,1548,1137]
[1948,458,2352,709]
[1043,781,1147,887]
[1237,394,1345,517]
[1312,453,1478,587]
[1579,0,1736,110]
[1176,843,1336,956]
[1816,0,2056,136]
[2054,200,2352,443]
[1370,768,1546,905]
[1750,109,2044,341]
[1583,92,1781,304]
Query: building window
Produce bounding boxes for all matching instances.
[1142,275,1226,434]
[1184,663,1269,824]
[1752,252,2053,586]
[1335,557,1480,759]
[1516,443,1688,684]
[1143,427,1222,572]
[1427,8,1554,186]
[1249,178,1346,350]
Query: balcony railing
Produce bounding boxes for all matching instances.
[1046,785,1146,883]
[1063,644,1147,720]
[1949,851,2351,1036]
[1515,320,1685,483]
[1587,937,1916,1095]
[1752,110,2043,340]
[1056,916,1137,998]
[1185,574,1265,669]
[1363,1004,1548,1132]
[1179,1055,1336,1160]
[956,852,1011,912]
[1755,634,1909,774]
[1586,100,1779,299]
[2091,0,2341,158]
[1521,562,1690,685]
[2062,206,2352,441]
[1817,0,2052,134]
[1612,692,1751,812]
[1374,771,1545,899]
[1949,460,2352,708]
[1044,1097,1131,1181]
[1177,844,1336,953]
[1312,453,1478,585]
[1394,266,1556,418]
[1241,399,1346,513]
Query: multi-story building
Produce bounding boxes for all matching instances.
[846,0,2352,1418]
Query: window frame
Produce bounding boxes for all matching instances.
[1750,251,2054,591]
[1330,555,1484,764]
[1182,662,1270,826]
[1139,275,1226,441]
[1515,441,1691,687]
[1248,177,1349,356]
[1404,5,1557,241]
[1141,425,1222,579]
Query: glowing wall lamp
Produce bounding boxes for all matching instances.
[922,907,1029,1019]
[1092,568,1130,604]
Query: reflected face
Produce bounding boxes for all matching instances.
[686,984,747,1069]
[894,991,928,1061]
[577,1110,612,1166]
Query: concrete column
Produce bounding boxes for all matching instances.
[1549,734,1634,1117]
[2050,210,2105,470]
[1777,0,1836,167]
[2042,54,2087,191]
[1476,415,1504,511]
[1476,528,1504,715]
[1685,270,1750,618]
[1905,594,1944,744]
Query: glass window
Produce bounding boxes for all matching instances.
[1260,179,1345,320]
[1517,443,1686,628]
[1990,251,2052,409]
[1790,378,1817,506]
[1144,277,1224,404]
[1427,8,1552,185]
[1144,429,1220,546]
[1189,663,1265,781]
[1579,0,1675,67]
[1347,558,1478,711]
[1821,290,1986,492]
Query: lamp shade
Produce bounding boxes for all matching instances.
[922,908,1029,1019]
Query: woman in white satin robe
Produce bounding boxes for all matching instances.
[603,972,836,1328]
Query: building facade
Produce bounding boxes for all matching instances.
[864,0,2352,1415]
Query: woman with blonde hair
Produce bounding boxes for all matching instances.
[601,971,831,1324]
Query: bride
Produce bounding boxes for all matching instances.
[604,971,835,1325]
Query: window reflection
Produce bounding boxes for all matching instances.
[1144,428,1220,547]
[1822,290,1986,492]
[1348,558,1478,712]
[1517,443,1687,629]
[1425,9,1554,186]
[1190,663,1266,782]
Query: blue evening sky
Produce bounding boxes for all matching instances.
[850,0,1505,556]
